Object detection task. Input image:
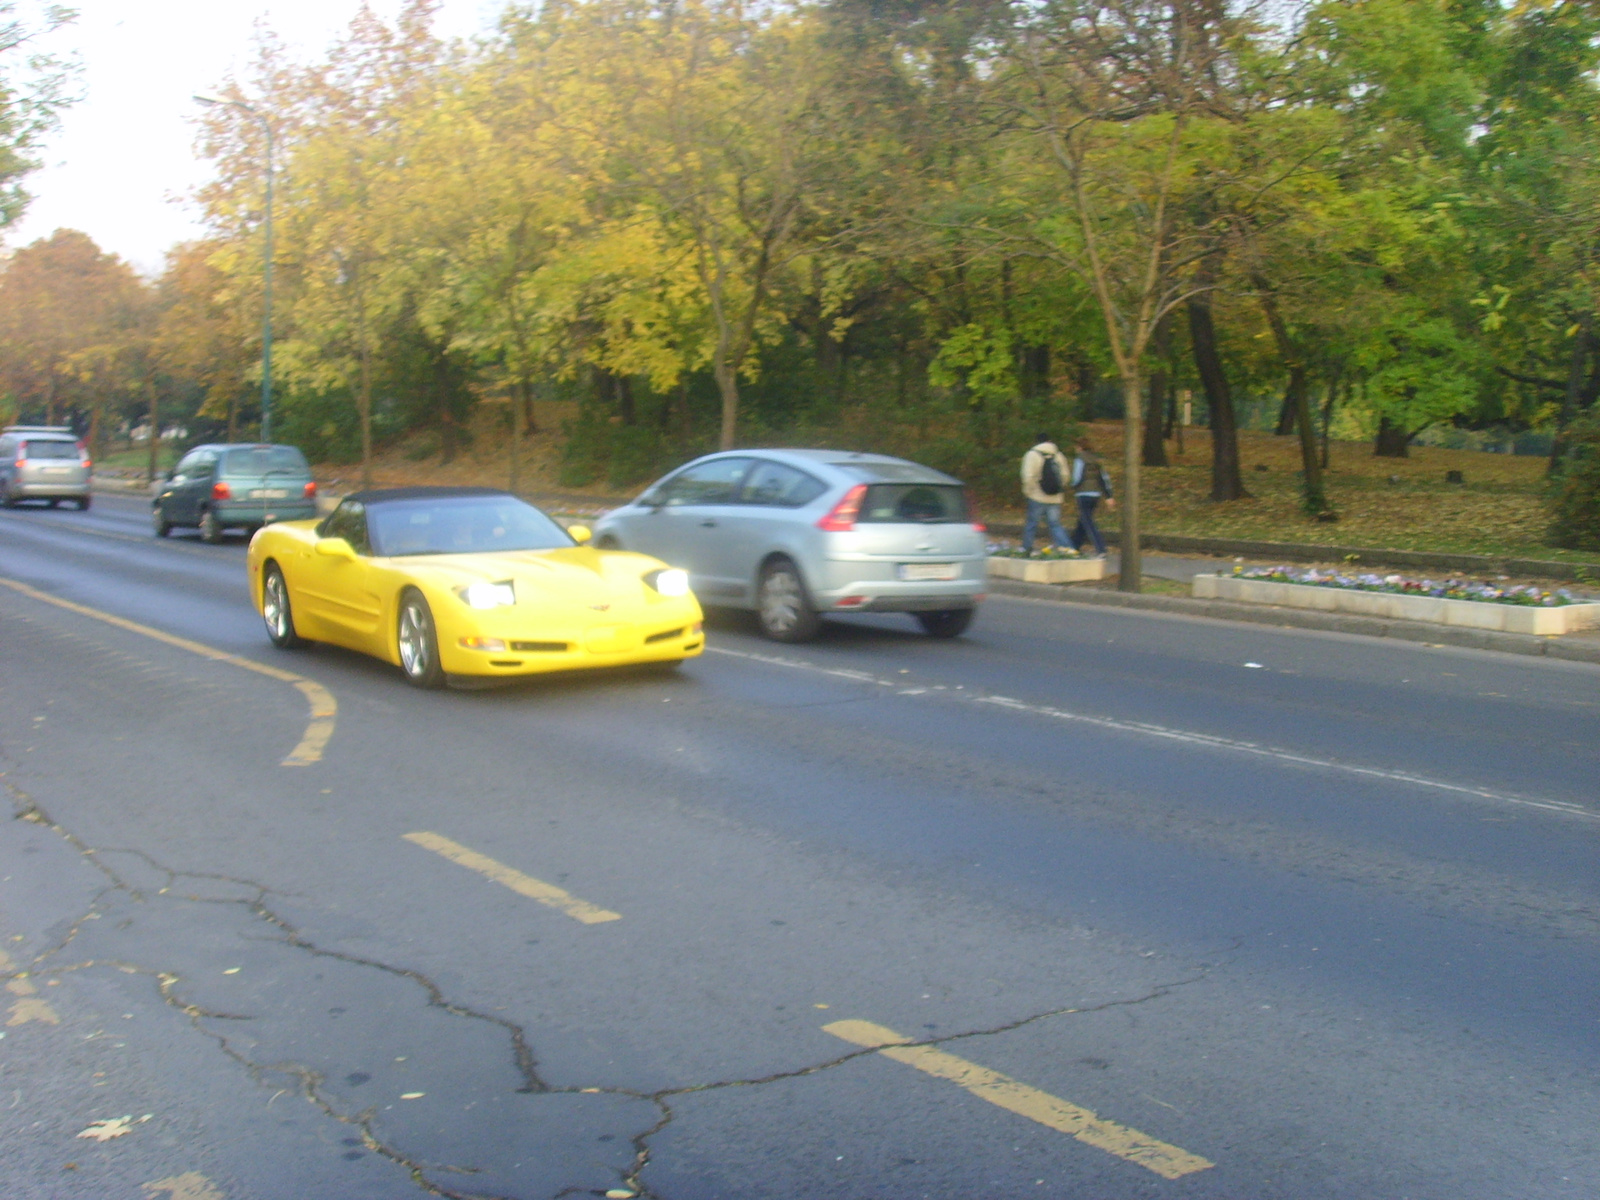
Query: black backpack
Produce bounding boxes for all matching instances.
[1038,451,1064,497]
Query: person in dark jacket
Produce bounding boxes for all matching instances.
[1019,433,1073,555]
[1068,438,1116,558]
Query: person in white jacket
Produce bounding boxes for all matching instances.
[1019,433,1073,555]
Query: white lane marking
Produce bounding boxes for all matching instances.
[707,646,1598,824]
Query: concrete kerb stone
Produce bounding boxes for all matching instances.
[986,577,1600,666]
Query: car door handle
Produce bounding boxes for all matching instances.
[700,519,717,528]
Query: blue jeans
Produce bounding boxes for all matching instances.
[1070,494,1106,555]
[1022,500,1070,552]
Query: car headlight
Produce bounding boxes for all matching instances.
[456,579,516,609]
[648,568,691,597]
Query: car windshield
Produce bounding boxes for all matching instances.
[367,496,574,556]
[224,446,309,476]
[24,440,78,459]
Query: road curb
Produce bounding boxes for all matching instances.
[987,578,1600,665]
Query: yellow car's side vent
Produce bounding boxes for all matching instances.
[510,640,569,652]
[644,627,685,644]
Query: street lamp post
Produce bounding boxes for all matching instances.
[195,95,275,442]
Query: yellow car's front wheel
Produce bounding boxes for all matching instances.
[397,590,446,689]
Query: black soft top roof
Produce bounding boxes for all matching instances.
[341,486,518,506]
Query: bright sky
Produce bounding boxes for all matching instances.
[6,0,508,276]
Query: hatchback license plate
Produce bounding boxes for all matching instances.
[899,562,960,581]
[251,488,289,499]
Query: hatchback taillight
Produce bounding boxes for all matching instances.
[816,483,868,532]
[212,481,232,500]
[303,481,317,498]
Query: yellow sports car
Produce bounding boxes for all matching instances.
[246,487,703,687]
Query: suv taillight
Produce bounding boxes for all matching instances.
[304,481,317,498]
[212,481,232,501]
[816,483,868,532]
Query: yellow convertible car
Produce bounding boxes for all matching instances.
[246,487,704,687]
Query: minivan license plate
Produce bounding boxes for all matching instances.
[252,488,288,499]
[899,562,959,581]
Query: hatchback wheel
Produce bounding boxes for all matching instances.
[75,495,91,511]
[757,559,820,643]
[915,608,974,639]
[262,564,306,649]
[152,505,172,537]
[198,508,223,544]
[397,591,445,689]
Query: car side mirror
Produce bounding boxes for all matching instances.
[315,536,355,559]
[567,524,592,545]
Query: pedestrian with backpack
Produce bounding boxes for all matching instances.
[1019,433,1074,556]
[1068,437,1116,557]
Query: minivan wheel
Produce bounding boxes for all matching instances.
[915,608,974,639]
[397,591,446,689]
[262,564,306,649]
[757,559,820,643]
[198,508,223,544]
[152,506,172,537]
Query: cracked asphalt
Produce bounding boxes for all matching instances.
[0,491,1596,1200]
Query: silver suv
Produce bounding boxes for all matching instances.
[0,426,92,509]
[592,450,986,641]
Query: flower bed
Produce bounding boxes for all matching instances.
[1229,565,1582,607]
[1193,567,1600,635]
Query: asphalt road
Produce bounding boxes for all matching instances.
[1,491,1596,1200]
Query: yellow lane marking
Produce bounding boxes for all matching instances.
[824,1019,1213,1180]
[0,575,336,767]
[402,832,622,925]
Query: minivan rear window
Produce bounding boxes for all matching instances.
[23,440,79,459]
[224,446,310,475]
[857,484,969,524]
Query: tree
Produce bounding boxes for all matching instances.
[0,2,76,234]
[0,229,150,452]
[993,0,1242,590]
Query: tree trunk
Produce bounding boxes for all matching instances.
[1186,277,1246,501]
[713,358,738,451]
[1142,316,1171,467]
[508,382,523,495]
[1273,386,1296,436]
[146,388,160,484]
[357,346,374,490]
[1254,281,1327,513]
[1549,312,1591,475]
[1118,373,1143,592]
[1374,415,1410,457]
[1143,374,1169,467]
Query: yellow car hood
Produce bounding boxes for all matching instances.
[393,547,671,612]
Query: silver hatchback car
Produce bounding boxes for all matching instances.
[0,426,92,509]
[592,450,986,641]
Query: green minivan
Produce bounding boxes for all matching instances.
[153,443,318,543]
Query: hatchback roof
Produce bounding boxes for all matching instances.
[4,425,76,437]
[746,448,961,486]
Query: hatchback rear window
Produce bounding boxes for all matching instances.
[23,440,79,459]
[830,461,954,484]
[857,484,969,523]
[223,446,309,475]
